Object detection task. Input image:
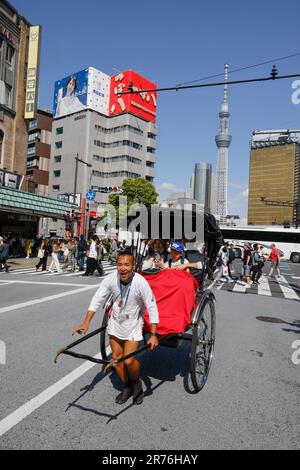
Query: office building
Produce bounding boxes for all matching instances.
[248,130,300,225]
[26,109,52,195]
[193,162,212,212]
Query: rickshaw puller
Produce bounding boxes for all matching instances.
[72,250,159,405]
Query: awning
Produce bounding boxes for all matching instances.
[0,186,77,219]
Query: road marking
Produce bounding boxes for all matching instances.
[0,285,98,315]
[292,276,300,280]
[232,282,247,293]
[0,352,103,437]
[257,276,272,296]
[277,275,300,300]
[0,280,96,287]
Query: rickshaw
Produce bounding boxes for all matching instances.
[55,209,223,393]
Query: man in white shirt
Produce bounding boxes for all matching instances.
[82,235,98,277]
[73,250,159,405]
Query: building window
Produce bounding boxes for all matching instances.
[95,124,143,136]
[146,161,155,168]
[27,146,36,156]
[54,155,62,163]
[28,132,40,143]
[56,127,63,135]
[55,141,62,149]
[147,132,156,140]
[6,44,14,67]
[93,154,142,165]
[145,176,154,182]
[94,139,142,150]
[4,85,12,108]
[92,170,141,179]
[53,170,61,178]
[52,185,60,192]
[29,119,38,130]
[147,147,156,153]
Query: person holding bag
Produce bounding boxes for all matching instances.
[36,239,51,271]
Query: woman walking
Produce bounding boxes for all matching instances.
[36,239,51,271]
[62,238,77,272]
[48,240,62,273]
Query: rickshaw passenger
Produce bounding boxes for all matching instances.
[155,241,204,276]
[141,239,169,271]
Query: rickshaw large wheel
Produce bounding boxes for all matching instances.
[100,306,112,362]
[190,296,216,392]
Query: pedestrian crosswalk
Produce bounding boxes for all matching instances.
[0,260,117,278]
[215,274,300,301]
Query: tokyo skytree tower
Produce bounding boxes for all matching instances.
[215,64,232,222]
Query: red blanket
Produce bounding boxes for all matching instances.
[143,270,199,335]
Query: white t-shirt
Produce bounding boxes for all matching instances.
[163,258,189,269]
[88,241,97,259]
[88,272,159,341]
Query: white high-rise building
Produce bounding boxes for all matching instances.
[215,64,232,223]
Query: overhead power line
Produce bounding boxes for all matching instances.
[176,52,300,87]
[121,67,300,95]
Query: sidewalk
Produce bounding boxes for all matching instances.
[6,257,39,270]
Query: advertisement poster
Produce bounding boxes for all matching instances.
[53,69,89,118]
[109,70,157,123]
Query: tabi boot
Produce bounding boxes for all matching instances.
[115,383,133,405]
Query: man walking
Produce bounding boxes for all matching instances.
[77,235,88,271]
[82,235,98,276]
[267,244,281,278]
[73,250,159,405]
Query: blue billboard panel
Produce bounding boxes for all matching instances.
[53,69,88,118]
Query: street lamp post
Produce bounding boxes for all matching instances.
[72,154,92,236]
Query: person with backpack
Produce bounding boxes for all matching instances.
[251,243,264,285]
[241,243,253,287]
[227,243,236,279]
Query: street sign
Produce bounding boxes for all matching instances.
[86,191,96,201]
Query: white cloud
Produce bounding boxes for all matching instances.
[160,182,179,192]
[242,188,249,198]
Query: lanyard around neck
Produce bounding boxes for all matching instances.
[118,273,135,310]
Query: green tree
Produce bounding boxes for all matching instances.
[108,178,158,225]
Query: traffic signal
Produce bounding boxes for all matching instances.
[91,186,123,194]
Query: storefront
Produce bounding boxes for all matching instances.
[0,186,77,238]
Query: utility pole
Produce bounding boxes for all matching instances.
[72,154,92,236]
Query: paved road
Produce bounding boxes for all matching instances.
[0,262,299,450]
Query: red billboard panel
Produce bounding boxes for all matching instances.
[109,70,157,122]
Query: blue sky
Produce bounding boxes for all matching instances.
[13,0,300,217]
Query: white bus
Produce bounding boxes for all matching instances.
[220,225,300,263]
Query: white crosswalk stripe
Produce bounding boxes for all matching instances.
[216,275,300,301]
[1,261,117,278]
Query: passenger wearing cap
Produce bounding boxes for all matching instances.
[155,241,202,273]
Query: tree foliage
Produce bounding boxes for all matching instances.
[108,178,158,226]
[109,178,158,209]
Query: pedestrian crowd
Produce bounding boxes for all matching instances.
[214,241,282,287]
[0,233,124,276]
